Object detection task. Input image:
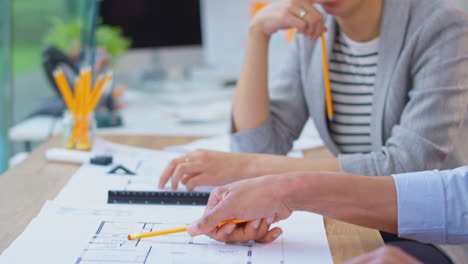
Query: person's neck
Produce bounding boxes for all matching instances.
[336,0,384,42]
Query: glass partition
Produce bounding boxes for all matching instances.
[11,0,78,123]
[0,0,12,173]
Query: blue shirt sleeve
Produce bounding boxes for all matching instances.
[392,166,468,244]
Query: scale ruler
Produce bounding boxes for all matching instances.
[107,190,210,205]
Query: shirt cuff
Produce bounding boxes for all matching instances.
[392,170,447,244]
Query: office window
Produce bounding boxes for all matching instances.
[11,0,78,123]
[0,0,12,173]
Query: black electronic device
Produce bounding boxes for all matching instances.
[100,0,202,48]
[107,190,210,205]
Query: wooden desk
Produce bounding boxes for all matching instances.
[0,135,384,263]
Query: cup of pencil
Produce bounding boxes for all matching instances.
[53,67,112,151]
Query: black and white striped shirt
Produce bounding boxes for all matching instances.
[328,29,379,154]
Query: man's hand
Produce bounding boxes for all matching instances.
[186,174,293,243]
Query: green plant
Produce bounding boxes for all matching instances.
[44,17,131,62]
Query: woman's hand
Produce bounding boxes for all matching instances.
[158,150,256,191]
[250,0,326,41]
[186,174,293,243]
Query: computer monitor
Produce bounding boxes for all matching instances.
[100,0,202,48]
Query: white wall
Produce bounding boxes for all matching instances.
[201,0,250,74]
[452,0,468,10]
[200,0,291,78]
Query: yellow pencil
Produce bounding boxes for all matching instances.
[53,70,76,114]
[82,67,92,113]
[321,32,333,121]
[127,219,251,240]
[87,72,112,114]
[90,75,104,103]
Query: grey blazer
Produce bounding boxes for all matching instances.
[230,0,468,176]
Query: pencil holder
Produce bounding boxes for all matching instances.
[62,110,96,151]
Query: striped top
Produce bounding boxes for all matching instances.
[328,29,380,154]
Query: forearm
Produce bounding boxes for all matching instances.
[232,30,271,132]
[282,172,398,233]
[247,154,340,177]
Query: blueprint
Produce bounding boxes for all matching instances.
[1,202,333,264]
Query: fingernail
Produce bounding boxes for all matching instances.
[252,219,261,229]
[272,230,282,238]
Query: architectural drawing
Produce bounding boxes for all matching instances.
[76,221,263,264]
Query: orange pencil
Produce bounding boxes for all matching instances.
[127,219,251,240]
[321,32,333,121]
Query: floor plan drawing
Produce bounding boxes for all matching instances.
[76,221,258,264]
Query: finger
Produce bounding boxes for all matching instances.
[256,227,283,243]
[184,174,208,191]
[180,172,193,185]
[304,5,323,39]
[228,219,262,243]
[310,26,327,43]
[187,194,233,236]
[266,215,276,225]
[283,9,307,33]
[296,3,320,36]
[209,223,237,243]
[205,187,226,211]
[231,218,273,243]
[171,163,202,190]
[255,218,270,239]
[159,157,183,189]
[311,20,325,41]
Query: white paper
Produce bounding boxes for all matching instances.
[55,139,213,207]
[1,202,333,264]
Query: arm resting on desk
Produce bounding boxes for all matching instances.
[284,172,398,234]
[190,167,468,246]
[187,171,398,239]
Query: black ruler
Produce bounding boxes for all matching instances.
[107,190,210,205]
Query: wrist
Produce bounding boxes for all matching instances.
[243,153,263,179]
[248,22,271,43]
[282,172,324,211]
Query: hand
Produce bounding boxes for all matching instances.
[186,174,293,243]
[250,0,326,41]
[159,150,256,191]
[345,246,422,264]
